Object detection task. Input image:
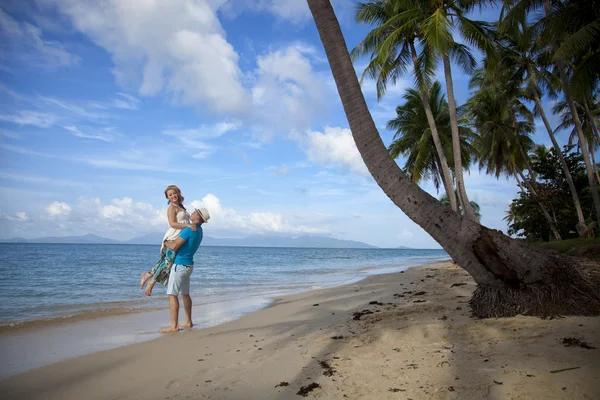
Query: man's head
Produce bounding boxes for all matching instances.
[191,208,210,225]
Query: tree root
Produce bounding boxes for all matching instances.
[469,259,600,318]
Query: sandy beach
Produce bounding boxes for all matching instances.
[1,261,598,400]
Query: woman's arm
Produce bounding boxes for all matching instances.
[167,205,195,230]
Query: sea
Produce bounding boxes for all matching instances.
[0,243,448,328]
[0,243,449,377]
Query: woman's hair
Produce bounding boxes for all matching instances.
[164,185,185,210]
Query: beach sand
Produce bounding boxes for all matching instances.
[1,261,598,400]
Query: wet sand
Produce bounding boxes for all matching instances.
[1,261,598,399]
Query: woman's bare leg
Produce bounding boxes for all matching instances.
[144,278,156,296]
[140,272,152,289]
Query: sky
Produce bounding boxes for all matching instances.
[0,0,589,248]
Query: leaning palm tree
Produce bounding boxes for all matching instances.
[351,0,459,212]
[387,81,476,193]
[306,0,600,317]
[496,15,589,236]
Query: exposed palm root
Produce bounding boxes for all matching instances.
[470,258,600,318]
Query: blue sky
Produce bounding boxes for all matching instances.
[0,0,586,248]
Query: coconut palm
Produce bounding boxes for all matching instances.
[467,72,562,240]
[496,15,589,236]
[351,0,459,212]
[408,0,497,222]
[504,0,600,229]
[306,0,600,317]
[386,81,476,192]
[440,192,481,221]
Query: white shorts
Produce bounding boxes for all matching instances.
[166,264,193,296]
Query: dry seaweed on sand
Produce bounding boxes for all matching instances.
[561,337,596,349]
[297,382,321,397]
[352,310,374,320]
[319,360,336,377]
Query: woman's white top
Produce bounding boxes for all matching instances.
[160,208,190,251]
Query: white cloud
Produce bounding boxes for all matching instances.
[275,164,289,175]
[0,110,58,127]
[252,46,325,138]
[40,97,109,120]
[46,201,71,217]
[163,122,240,159]
[112,93,141,110]
[190,193,328,235]
[64,125,116,142]
[299,126,370,177]
[2,211,30,222]
[0,8,79,67]
[45,0,248,114]
[0,128,20,139]
[5,194,328,239]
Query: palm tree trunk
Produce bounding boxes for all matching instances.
[534,92,587,235]
[409,42,458,212]
[442,54,478,222]
[307,0,599,318]
[589,143,600,186]
[516,170,562,241]
[583,99,600,184]
[583,99,599,143]
[556,61,600,231]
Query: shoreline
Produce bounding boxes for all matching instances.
[2,261,598,399]
[0,260,447,378]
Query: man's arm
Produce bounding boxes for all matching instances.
[163,237,186,251]
[163,227,191,251]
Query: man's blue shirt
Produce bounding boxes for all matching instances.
[174,226,203,265]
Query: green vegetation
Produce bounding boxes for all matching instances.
[351,0,600,241]
[534,237,600,253]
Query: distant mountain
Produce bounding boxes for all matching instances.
[1,233,377,248]
[1,234,119,244]
[123,232,165,245]
[125,233,377,248]
[0,237,27,243]
[397,245,413,249]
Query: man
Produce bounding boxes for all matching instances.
[158,207,210,334]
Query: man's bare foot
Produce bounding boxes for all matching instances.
[144,280,156,297]
[140,272,152,289]
[159,326,180,334]
[179,321,193,328]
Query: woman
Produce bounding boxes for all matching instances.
[140,185,197,295]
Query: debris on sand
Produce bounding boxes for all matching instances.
[561,338,596,349]
[389,388,406,392]
[275,382,289,388]
[297,382,321,397]
[331,335,344,340]
[550,366,581,374]
[413,291,427,296]
[450,283,467,287]
[369,301,385,306]
[352,310,374,320]
[319,360,336,377]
